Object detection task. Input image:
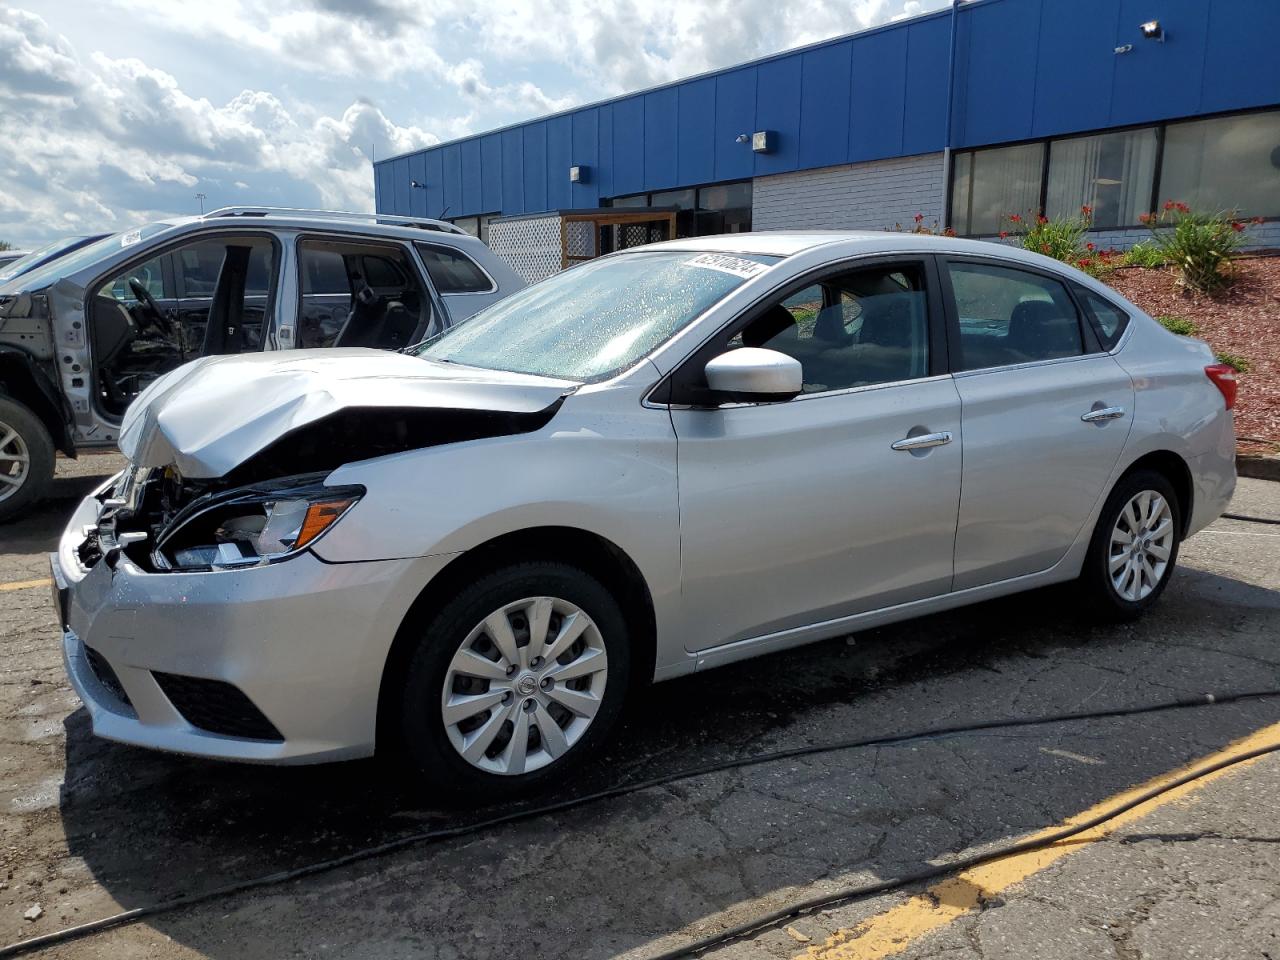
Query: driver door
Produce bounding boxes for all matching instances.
[666,257,963,653]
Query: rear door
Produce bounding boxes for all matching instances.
[667,257,962,651]
[941,257,1134,590]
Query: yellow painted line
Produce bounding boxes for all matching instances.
[0,577,52,593]
[797,719,1280,960]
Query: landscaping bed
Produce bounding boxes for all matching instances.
[1103,254,1280,455]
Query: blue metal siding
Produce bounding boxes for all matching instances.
[644,87,679,190]
[374,0,1280,218]
[545,114,572,210]
[1030,0,1119,138]
[799,41,852,170]
[677,78,716,186]
[713,69,755,182]
[570,108,600,207]
[612,96,645,195]
[848,27,907,162]
[753,55,802,176]
[480,134,502,212]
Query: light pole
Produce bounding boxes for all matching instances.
[195,192,207,214]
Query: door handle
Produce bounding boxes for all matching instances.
[891,430,953,451]
[1081,406,1126,423]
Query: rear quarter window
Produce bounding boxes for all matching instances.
[415,243,492,293]
[1072,284,1130,350]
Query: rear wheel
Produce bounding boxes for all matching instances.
[1079,469,1181,621]
[396,562,630,800]
[0,396,55,524]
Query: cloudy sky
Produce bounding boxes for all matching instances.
[0,0,946,248]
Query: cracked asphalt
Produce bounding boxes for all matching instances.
[1,455,1278,959]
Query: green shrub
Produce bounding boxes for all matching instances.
[1215,351,1250,373]
[1001,207,1119,277]
[1156,315,1198,336]
[1138,203,1263,294]
[1120,242,1167,268]
[889,213,957,236]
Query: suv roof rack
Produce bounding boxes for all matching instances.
[203,206,469,235]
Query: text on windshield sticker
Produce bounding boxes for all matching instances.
[684,253,770,280]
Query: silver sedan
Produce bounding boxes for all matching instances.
[54,232,1237,798]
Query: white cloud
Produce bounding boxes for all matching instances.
[0,0,946,247]
[0,7,436,246]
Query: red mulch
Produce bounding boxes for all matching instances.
[1104,255,1280,454]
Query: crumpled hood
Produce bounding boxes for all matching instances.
[118,348,576,478]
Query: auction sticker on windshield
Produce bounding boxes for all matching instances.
[684,253,771,280]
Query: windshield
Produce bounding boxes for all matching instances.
[416,250,780,381]
[0,238,71,284]
[0,222,175,294]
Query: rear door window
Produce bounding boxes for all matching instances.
[946,261,1084,371]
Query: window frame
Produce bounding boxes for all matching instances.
[658,254,949,407]
[413,241,497,295]
[1070,281,1133,353]
[293,233,442,346]
[937,254,1104,376]
[947,106,1280,237]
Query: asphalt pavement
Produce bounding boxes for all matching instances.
[1,454,1278,959]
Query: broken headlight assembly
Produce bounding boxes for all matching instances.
[152,479,364,571]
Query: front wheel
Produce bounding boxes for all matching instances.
[397,562,630,801]
[1079,469,1182,621]
[0,396,55,524]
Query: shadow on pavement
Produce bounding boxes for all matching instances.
[49,565,1280,958]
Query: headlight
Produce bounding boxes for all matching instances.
[153,479,363,571]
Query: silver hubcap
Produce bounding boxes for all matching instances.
[441,596,608,776]
[1109,490,1174,602]
[0,421,30,504]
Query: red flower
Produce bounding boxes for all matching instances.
[1039,242,1050,253]
[1175,202,1190,214]
[914,213,924,223]
[1253,216,1266,224]
[1009,214,1022,223]
[999,231,1008,239]
[1232,221,1246,232]
[1138,212,1153,224]
[1086,242,1095,251]
[1081,205,1092,217]
[1037,215,1048,225]
[1164,200,1176,211]
[1079,257,1093,267]
[943,227,957,237]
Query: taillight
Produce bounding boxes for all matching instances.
[1204,363,1237,411]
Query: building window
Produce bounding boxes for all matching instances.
[1159,111,1280,218]
[951,143,1044,236]
[602,181,753,236]
[1046,128,1159,229]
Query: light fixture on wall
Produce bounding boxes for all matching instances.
[569,165,589,183]
[751,131,775,154]
[734,133,750,144]
[410,180,427,189]
[1139,19,1164,41]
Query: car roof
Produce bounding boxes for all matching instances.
[643,229,1085,270]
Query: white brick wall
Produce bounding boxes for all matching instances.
[1086,223,1280,252]
[751,153,945,233]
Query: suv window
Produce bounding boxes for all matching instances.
[296,239,432,350]
[415,243,492,293]
[1072,283,1129,350]
[947,261,1083,371]
[732,264,930,393]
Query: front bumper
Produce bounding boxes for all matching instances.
[54,488,453,763]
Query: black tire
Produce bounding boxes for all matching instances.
[1079,469,1182,622]
[0,395,55,524]
[396,561,631,801]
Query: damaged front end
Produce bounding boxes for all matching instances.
[83,467,363,572]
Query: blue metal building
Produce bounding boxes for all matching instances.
[375,0,1280,278]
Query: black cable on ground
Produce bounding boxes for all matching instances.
[645,739,1280,960]
[1222,512,1280,526]
[1,688,1277,958]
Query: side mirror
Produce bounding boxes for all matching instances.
[703,348,802,404]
